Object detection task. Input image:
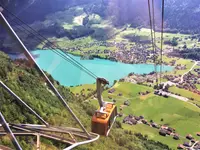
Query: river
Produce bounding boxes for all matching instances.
[29,50,173,86]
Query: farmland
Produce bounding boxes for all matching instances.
[76,82,200,149]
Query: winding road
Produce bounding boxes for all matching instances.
[180,61,198,83]
[159,61,200,108]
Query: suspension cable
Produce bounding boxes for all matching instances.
[148,0,157,84]
[16,24,97,79]
[151,0,158,86]
[1,5,98,79]
[3,15,98,79]
[0,11,92,139]
[160,0,165,83]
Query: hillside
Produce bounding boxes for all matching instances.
[1,0,200,56]
[1,0,200,149]
[2,0,200,33]
[0,0,93,23]
[165,0,200,33]
[0,51,171,149]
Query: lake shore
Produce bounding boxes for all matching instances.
[30,49,173,86]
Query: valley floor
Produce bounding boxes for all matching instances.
[72,82,200,149]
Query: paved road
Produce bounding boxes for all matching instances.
[191,141,199,149]
[159,90,189,102]
[158,90,200,109]
[162,61,198,88]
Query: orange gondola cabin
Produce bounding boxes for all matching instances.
[92,103,117,136]
[91,78,117,136]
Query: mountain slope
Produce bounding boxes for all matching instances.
[165,0,200,33]
[0,51,171,149]
[2,0,200,33]
[0,0,94,23]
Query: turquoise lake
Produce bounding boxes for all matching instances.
[31,50,173,86]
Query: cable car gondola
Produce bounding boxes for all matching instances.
[92,78,117,136]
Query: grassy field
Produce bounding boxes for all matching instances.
[161,55,194,75]
[86,82,200,149]
[113,27,200,49]
[169,86,200,107]
[196,84,200,90]
[70,84,96,96]
[169,86,200,100]
[124,124,186,149]
[54,36,94,48]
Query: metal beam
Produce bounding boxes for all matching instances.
[36,134,40,150]
[96,79,103,108]
[0,132,36,136]
[0,80,49,127]
[0,112,22,150]
[96,78,109,108]
[0,12,91,139]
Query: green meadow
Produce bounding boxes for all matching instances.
[82,82,200,149]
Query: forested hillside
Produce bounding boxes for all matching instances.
[165,0,200,33]
[0,0,93,23]
[2,0,200,33]
[0,51,171,149]
[1,0,200,53]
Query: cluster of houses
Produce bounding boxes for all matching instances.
[51,38,157,64]
[162,59,186,69]
[109,47,150,64]
[159,125,177,138]
[123,115,200,149]
[108,88,123,97]
[122,115,177,136]
[138,91,151,96]
[194,68,200,74]
[123,72,157,84]
[163,74,182,83]
[175,64,187,70]
[163,71,200,97]
[122,115,145,125]
[181,72,200,89]
[177,133,200,149]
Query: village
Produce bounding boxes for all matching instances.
[60,35,200,150]
[102,56,200,150]
[43,40,154,64]
[107,87,200,150]
[106,86,200,150]
[122,60,200,100]
[122,114,200,150]
[68,52,200,149]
